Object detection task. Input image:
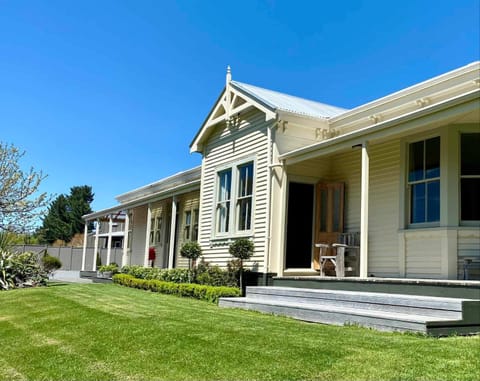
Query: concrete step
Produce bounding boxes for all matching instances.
[245,286,467,319]
[219,286,480,335]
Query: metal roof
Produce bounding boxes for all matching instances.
[231,81,348,119]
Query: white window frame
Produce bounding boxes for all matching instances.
[406,135,441,228]
[149,212,163,245]
[213,157,256,239]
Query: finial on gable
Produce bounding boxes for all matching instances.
[226,65,231,85]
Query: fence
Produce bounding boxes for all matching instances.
[13,245,124,271]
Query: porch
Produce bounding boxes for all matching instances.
[220,277,480,335]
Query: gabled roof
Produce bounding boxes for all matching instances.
[190,68,348,153]
[231,81,347,119]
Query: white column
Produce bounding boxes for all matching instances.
[81,221,88,271]
[360,141,370,278]
[168,196,178,269]
[106,215,113,265]
[144,203,152,268]
[93,219,100,271]
[121,210,130,267]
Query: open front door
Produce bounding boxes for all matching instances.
[314,182,344,270]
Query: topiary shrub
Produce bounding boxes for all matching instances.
[41,254,62,275]
[180,241,202,282]
[180,241,202,270]
[229,238,254,294]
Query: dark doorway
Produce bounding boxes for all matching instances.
[285,182,314,269]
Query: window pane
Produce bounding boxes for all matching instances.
[238,162,253,197]
[411,183,426,223]
[217,202,230,233]
[461,178,480,221]
[461,133,480,176]
[425,137,440,179]
[409,141,424,182]
[332,187,341,231]
[320,189,327,232]
[238,198,252,231]
[426,180,440,222]
[185,211,191,226]
[218,170,231,201]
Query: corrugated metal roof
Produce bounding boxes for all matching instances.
[231,81,348,119]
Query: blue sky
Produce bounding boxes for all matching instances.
[1,0,479,214]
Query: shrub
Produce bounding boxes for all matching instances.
[121,265,190,283]
[113,274,240,303]
[180,241,202,269]
[41,254,62,274]
[0,250,48,290]
[194,258,239,288]
[98,263,119,274]
[229,238,254,293]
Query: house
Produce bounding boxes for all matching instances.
[82,62,480,282]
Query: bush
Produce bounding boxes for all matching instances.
[121,265,190,283]
[41,254,62,274]
[229,238,254,260]
[193,258,240,288]
[229,239,254,293]
[113,274,240,303]
[180,241,202,269]
[98,263,119,274]
[0,250,48,290]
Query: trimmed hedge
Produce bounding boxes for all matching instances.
[121,265,190,283]
[113,274,240,303]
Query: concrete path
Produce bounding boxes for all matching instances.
[49,270,92,283]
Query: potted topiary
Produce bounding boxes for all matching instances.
[180,241,202,282]
[97,263,119,279]
[229,238,254,294]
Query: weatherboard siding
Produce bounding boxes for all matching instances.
[198,109,271,268]
[457,229,480,280]
[130,205,147,266]
[174,191,201,268]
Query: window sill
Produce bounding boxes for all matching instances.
[210,232,254,247]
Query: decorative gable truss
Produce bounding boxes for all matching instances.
[190,68,276,153]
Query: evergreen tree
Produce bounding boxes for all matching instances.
[40,186,94,244]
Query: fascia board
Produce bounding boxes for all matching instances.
[84,180,201,221]
[330,61,480,127]
[280,89,479,165]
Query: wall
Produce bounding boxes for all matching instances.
[174,191,200,268]
[198,109,271,269]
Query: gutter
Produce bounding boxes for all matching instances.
[279,89,479,164]
[83,180,201,221]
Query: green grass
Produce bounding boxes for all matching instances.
[0,283,479,381]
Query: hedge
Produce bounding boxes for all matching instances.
[112,274,240,303]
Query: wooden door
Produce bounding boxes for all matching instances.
[313,183,344,270]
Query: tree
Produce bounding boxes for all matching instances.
[229,238,254,294]
[41,186,94,244]
[0,142,50,232]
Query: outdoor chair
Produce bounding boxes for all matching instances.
[315,232,360,277]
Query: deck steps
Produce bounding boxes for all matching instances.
[219,286,480,335]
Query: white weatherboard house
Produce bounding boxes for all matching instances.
[83,62,480,283]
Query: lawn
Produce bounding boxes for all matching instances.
[0,283,479,381]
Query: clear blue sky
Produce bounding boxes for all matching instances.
[1,0,479,213]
